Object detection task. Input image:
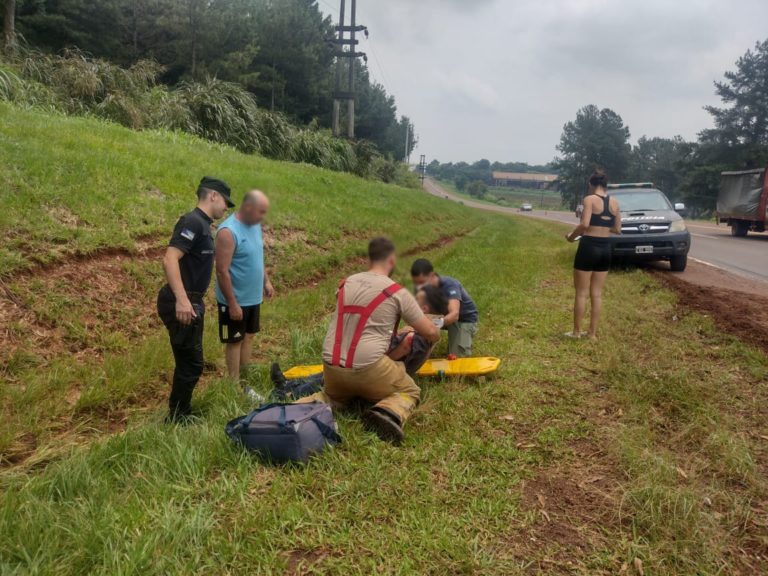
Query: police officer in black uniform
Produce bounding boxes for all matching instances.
[157,177,234,422]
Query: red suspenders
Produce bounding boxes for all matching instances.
[331,279,404,369]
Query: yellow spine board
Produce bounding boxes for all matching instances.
[284,357,501,380]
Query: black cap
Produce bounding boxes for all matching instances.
[198,176,235,208]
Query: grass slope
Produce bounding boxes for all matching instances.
[0,103,481,460]
[1,106,768,574]
[0,103,467,276]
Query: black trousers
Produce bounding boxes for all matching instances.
[157,286,205,417]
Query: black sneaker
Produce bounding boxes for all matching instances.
[362,408,405,445]
[270,362,287,387]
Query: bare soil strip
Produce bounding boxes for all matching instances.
[0,246,165,373]
[0,231,471,470]
[651,264,768,355]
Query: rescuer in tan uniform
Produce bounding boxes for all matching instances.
[301,237,440,444]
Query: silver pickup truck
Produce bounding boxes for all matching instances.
[606,183,691,272]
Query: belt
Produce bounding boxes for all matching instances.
[159,285,206,302]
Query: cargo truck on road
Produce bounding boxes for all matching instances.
[717,167,768,237]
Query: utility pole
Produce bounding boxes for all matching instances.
[331,0,346,136]
[328,0,367,138]
[3,0,17,54]
[404,124,410,164]
[346,0,356,138]
[419,155,427,188]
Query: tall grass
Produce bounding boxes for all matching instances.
[3,210,767,573]
[0,49,413,184]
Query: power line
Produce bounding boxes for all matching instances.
[365,36,393,91]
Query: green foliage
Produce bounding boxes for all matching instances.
[0,49,415,186]
[672,39,768,215]
[628,136,691,200]
[618,38,768,216]
[429,158,553,191]
[466,179,487,198]
[552,104,632,209]
[0,66,22,100]
[706,39,768,148]
[12,0,412,159]
[287,128,356,172]
[173,77,262,153]
[552,36,768,215]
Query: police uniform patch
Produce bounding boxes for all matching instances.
[180,228,196,241]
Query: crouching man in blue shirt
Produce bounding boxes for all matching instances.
[410,259,479,357]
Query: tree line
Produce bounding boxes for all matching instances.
[553,39,768,215]
[0,0,414,161]
[427,159,553,197]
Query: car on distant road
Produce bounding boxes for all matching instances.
[521,203,533,212]
[606,183,691,272]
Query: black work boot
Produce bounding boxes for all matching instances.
[270,362,287,388]
[362,407,405,445]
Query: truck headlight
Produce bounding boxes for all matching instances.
[669,220,687,233]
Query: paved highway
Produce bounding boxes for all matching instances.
[424,178,768,284]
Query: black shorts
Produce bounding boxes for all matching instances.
[574,236,612,272]
[218,303,260,343]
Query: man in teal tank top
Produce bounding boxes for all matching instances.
[215,190,273,384]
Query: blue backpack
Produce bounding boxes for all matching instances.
[225,402,341,464]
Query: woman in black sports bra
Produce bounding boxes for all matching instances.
[565,169,621,339]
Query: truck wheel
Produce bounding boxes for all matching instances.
[731,221,749,237]
[670,255,687,272]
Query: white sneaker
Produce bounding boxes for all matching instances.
[244,386,264,404]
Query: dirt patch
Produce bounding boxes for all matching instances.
[402,234,460,256]
[0,245,165,373]
[651,266,768,355]
[499,380,627,574]
[647,260,768,297]
[281,548,336,575]
[274,229,475,292]
[263,225,310,248]
[44,205,88,229]
[144,188,165,201]
[507,436,624,574]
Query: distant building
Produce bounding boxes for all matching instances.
[492,171,557,190]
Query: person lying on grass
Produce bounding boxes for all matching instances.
[269,284,449,402]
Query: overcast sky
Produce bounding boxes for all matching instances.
[319,0,768,166]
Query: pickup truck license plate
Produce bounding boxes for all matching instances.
[635,246,654,254]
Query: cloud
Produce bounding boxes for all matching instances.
[432,70,502,112]
[335,0,768,163]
